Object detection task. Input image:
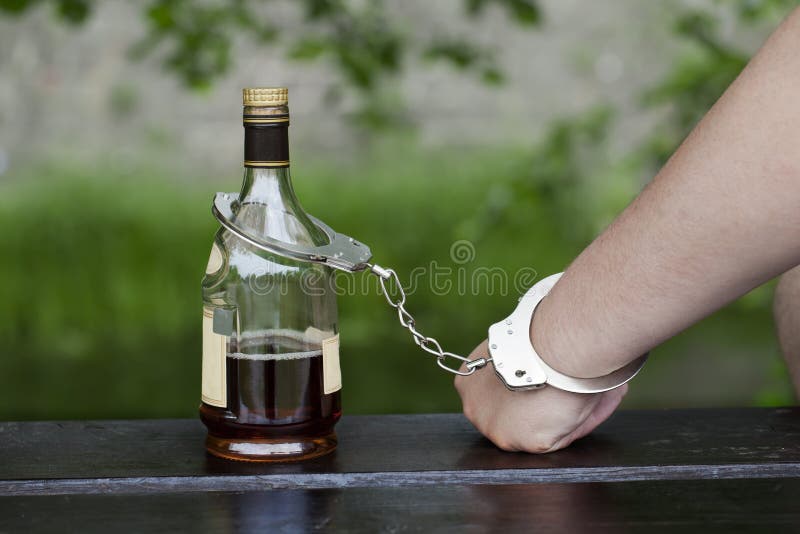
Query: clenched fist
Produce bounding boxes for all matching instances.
[454,340,628,453]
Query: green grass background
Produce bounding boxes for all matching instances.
[0,143,793,420]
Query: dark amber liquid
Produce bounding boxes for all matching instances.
[200,346,341,462]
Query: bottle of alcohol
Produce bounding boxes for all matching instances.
[200,87,342,462]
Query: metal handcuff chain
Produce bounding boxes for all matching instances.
[367,264,490,377]
[212,192,489,377]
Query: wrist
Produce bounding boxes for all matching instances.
[530,289,607,379]
[530,295,574,376]
[489,272,647,392]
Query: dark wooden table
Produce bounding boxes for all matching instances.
[2,408,800,532]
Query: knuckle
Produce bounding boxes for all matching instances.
[461,401,475,423]
[485,425,517,452]
[488,433,516,452]
[524,435,562,454]
[453,374,465,392]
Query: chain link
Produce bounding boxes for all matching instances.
[368,263,490,376]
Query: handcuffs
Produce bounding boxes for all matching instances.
[213,193,647,394]
[487,272,647,393]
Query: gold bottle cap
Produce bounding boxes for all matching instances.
[243,87,288,107]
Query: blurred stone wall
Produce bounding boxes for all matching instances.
[0,0,751,176]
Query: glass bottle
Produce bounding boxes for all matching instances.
[199,87,341,462]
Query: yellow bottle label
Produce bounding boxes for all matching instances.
[201,306,228,407]
[322,334,342,395]
[205,242,224,274]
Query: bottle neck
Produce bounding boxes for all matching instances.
[239,104,294,208]
[243,116,290,168]
[238,166,298,210]
[234,105,327,246]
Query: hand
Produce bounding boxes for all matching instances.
[454,340,628,453]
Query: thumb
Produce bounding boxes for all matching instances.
[552,383,628,451]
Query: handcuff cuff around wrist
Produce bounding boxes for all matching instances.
[213,193,647,394]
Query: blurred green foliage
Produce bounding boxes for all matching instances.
[0,0,798,420]
[638,0,796,168]
[0,0,90,24]
[0,137,793,420]
[0,0,539,127]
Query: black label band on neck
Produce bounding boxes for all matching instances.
[244,122,289,167]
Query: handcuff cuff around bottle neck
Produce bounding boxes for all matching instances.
[213,193,647,394]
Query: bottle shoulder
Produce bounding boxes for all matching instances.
[202,229,334,292]
[201,229,339,329]
[232,201,328,247]
[234,167,328,247]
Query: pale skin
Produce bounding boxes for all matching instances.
[455,7,800,453]
[775,265,800,393]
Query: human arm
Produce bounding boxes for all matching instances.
[456,7,800,452]
[775,266,800,395]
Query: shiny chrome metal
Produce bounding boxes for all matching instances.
[213,190,643,387]
[369,263,490,376]
[214,189,488,377]
[212,192,372,272]
[488,272,648,393]
[375,267,406,308]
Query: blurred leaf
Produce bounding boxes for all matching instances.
[465,0,541,25]
[465,0,487,14]
[304,0,340,20]
[424,39,484,69]
[0,0,92,23]
[481,66,504,85]
[424,38,504,87]
[735,0,798,21]
[145,0,175,30]
[135,0,238,89]
[504,0,540,25]
[0,0,38,15]
[674,11,719,40]
[55,0,89,23]
[288,37,327,60]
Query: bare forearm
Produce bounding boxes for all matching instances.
[775,266,800,394]
[532,8,800,378]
